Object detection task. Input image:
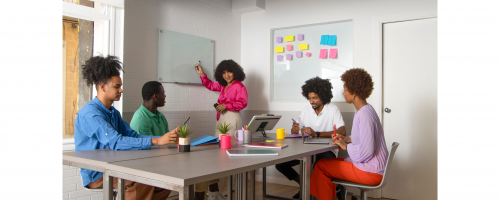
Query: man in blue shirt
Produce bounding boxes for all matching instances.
[75,55,179,200]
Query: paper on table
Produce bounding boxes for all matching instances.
[328,35,337,46]
[297,34,304,40]
[285,35,294,42]
[277,55,283,61]
[299,44,308,50]
[329,49,337,58]
[275,47,284,53]
[296,51,302,58]
[320,35,329,45]
[276,37,283,43]
[287,44,293,51]
[319,49,328,59]
[286,54,292,60]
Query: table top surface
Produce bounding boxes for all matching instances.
[105,138,338,185]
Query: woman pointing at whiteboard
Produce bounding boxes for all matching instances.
[195,60,248,137]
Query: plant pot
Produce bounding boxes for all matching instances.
[178,137,191,152]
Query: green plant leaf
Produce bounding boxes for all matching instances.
[217,122,231,134]
[176,124,193,138]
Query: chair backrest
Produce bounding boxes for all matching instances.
[377,142,399,188]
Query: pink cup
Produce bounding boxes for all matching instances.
[234,130,244,141]
[220,135,236,149]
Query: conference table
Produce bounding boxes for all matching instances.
[63,135,338,200]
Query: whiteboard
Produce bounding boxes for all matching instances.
[157,29,214,84]
[271,20,353,102]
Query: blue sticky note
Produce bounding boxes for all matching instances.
[320,35,329,45]
[328,35,337,46]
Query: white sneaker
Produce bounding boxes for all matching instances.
[207,191,227,200]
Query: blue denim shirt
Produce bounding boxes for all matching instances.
[75,97,159,186]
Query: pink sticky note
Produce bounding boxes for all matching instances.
[276,37,282,43]
[305,52,311,57]
[296,51,302,58]
[297,34,304,40]
[277,55,283,61]
[329,49,337,58]
[286,54,292,60]
[319,49,328,59]
[287,44,293,51]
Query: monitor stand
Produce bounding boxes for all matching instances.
[253,127,270,138]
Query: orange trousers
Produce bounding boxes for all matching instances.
[310,158,383,200]
[87,177,171,200]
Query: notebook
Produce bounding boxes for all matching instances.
[190,135,219,146]
[242,143,288,149]
[226,150,278,157]
[302,134,331,144]
[285,134,310,139]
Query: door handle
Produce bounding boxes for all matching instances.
[384,108,391,113]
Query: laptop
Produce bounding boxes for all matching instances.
[302,134,332,144]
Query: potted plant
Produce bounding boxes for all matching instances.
[177,125,193,152]
[217,122,231,141]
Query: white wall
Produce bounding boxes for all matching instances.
[240,0,437,116]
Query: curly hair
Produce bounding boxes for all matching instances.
[142,81,162,101]
[340,68,374,100]
[82,55,122,88]
[214,60,246,86]
[301,76,333,104]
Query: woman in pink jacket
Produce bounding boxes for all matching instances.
[195,60,248,137]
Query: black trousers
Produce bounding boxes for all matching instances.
[275,151,336,180]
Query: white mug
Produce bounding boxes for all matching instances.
[234,130,244,141]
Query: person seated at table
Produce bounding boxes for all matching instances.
[130,81,170,136]
[75,55,179,200]
[275,76,346,199]
[310,68,389,200]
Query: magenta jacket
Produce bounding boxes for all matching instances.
[200,75,248,120]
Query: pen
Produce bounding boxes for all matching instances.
[333,124,336,141]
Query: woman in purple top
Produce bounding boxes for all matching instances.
[310,68,389,200]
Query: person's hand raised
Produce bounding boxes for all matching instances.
[291,122,300,134]
[195,64,205,76]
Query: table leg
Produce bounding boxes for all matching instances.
[117,178,125,200]
[242,172,247,200]
[249,170,255,200]
[103,171,114,200]
[228,175,233,200]
[301,156,312,200]
[235,173,241,200]
[189,184,194,200]
[262,167,266,199]
[179,186,190,200]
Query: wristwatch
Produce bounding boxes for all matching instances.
[316,131,320,138]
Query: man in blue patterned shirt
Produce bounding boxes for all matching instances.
[75,55,179,200]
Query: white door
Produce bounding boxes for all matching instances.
[382,18,437,200]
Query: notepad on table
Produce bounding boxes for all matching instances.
[190,135,219,146]
[226,150,278,157]
[242,143,288,149]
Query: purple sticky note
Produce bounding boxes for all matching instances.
[305,52,311,57]
[297,34,304,40]
[319,49,328,59]
[329,49,337,58]
[277,55,283,61]
[296,51,302,58]
[287,44,293,51]
[286,54,292,60]
[276,37,283,43]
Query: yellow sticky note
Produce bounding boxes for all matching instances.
[299,44,309,50]
[275,47,284,53]
[285,35,294,42]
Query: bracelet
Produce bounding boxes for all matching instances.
[316,131,320,138]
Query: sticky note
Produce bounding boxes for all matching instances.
[320,35,329,45]
[329,49,337,58]
[275,47,284,53]
[297,34,304,40]
[277,55,283,61]
[276,37,282,43]
[319,49,328,59]
[285,35,294,42]
[299,44,308,50]
[286,54,292,60]
[328,35,337,46]
[305,52,311,57]
[296,51,302,58]
[287,45,293,51]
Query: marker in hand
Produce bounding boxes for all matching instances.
[333,124,337,142]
